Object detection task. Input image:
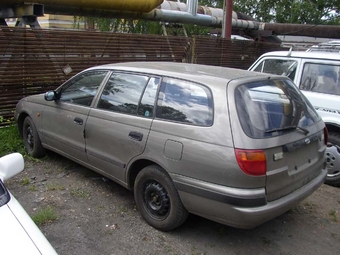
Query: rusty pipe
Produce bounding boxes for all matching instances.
[0,0,163,13]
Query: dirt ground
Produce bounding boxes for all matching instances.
[6,151,340,255]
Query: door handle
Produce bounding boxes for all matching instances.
[74,117,83,125]
[128,131,143,141]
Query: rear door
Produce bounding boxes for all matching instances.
[231,77,326,201]
[85,73,160,183]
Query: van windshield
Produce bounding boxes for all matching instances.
[235,79,320,138]
[253,59,297,80]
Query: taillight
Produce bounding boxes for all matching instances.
[235,149,266,176]
[324,127,328,145]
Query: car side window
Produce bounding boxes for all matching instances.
[300,63,340,95]
[60,70,108,106]
[156,78,213,126]
[97,73,149,114]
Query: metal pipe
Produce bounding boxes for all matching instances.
[222,0,233,39]
[261,23,340,39]
[187,0,198,17]
[0,0,163,13]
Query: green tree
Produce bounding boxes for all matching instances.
[234,0,340,24]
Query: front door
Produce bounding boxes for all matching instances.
[41,70,109,164]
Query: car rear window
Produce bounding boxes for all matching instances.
[235,79,320,138]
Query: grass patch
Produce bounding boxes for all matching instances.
[32,206,58,226]
[46,183,65,191]
[21,177,30,185]
[29,185,37,191]
[329,209,338,222]
[70,187,91,198]
[119,206,128,213]
[0,125,25,157]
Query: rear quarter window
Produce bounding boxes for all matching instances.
[156,77,213,126]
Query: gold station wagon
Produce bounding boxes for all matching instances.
[15,62,328,231]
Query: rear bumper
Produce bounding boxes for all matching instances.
[172,168,327,229]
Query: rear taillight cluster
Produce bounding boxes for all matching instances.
[235,149,266,176]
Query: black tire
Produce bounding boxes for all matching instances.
[134,165,188,231]
[23,116,46,158]
[325,132,340,186]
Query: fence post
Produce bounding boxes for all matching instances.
[190,37,196,64]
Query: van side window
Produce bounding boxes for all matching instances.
[300,63,340,95]
[98,73,149,114]
[253,59,297,80]
[156,78,213,126]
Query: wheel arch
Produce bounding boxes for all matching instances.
[325,122,340,134]
[17,112,30,138]
[127,159,165,191]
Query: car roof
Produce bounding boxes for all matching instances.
[87,62,272,86]
[259,51,340,61]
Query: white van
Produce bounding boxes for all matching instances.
[249,49,340,185]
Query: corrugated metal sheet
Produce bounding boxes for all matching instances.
[0,27,190,125]
[0,27,283,126]
[190,36,284,69]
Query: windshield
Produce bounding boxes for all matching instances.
[235,79,320,138]
[253,59,297,80]
[0,180,10,207]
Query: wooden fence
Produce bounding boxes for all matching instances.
[0,26,284,126]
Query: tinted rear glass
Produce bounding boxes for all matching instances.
[235,79,320,138]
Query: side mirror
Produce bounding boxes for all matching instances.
[0,153,24,182]
[44,91,56,101]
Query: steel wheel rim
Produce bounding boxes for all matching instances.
[26,126,34,150]
[326,143,340,178]
[143,181,170,220]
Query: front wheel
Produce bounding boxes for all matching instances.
[22,116,46,158]
[325,132,340,186]
[134,165,188,231]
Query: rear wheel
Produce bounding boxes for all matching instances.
[325,132,340,186]
[134,165,188,231]
[23,116,46,158]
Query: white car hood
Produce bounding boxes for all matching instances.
[0,195,57,255]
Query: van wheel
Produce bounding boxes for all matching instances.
[134,165,188,231]
[23,116,46,158]
[325,132,340,186]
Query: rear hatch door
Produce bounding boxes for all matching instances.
[229,76,326,201]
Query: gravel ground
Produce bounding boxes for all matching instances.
[6,151,340,255]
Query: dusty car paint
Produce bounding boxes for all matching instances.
[15,62,327,230]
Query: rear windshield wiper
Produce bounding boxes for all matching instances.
[265,125,310,135]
